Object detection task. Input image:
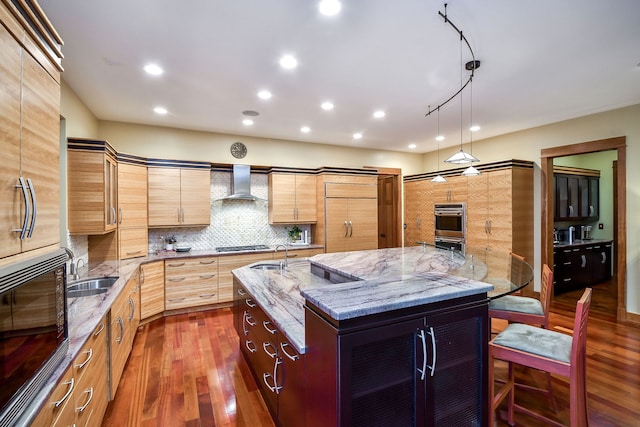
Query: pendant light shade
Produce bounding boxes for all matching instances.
[462,165,480,176]
[445,149,479,164]
[431,174,447,182]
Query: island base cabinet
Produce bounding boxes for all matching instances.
[304,297,488,427]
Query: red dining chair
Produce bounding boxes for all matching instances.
[489,263,556,409]
[489,287,592,427]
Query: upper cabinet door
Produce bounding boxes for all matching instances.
[268,173,317,224]
[148,168,181,226]
[179,168,211,226]
[117,163,148,228]
[0,24,23,259]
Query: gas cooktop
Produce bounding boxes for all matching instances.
[215,245,271,252]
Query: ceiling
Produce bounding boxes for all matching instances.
[39,0,640,154]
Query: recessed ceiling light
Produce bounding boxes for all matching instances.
[242,119,254,126]
[353,133,363,140]
[469,125,480,132]
[436,135,445,141]
[153,106,167,115]
[257,90,272,100]
[373,110,386,119]
[408,143,417,149]
[321,101,334,110]
[318,0,342,16]
[301,126,311,133]
[144,63,163,76]
[279,55,298,69]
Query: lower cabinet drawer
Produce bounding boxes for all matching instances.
[166,284,218,309]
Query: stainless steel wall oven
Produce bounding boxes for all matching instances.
[434,203,466,252]
[0,249,68,427]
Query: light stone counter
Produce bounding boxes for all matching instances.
[232,246,495,354]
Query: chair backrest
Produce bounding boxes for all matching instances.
[509,252,527,286]
[571,287,592,366]
[540,264,554,318]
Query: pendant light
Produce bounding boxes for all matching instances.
[462,78,480,176]
[445,35,479,165]
[431,106,447,183]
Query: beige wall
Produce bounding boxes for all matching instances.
[422,103,640,315]
[60,80,99,138]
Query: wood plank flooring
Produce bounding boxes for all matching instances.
[103,282,640,426]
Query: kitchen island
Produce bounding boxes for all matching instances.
[232,246,508,427]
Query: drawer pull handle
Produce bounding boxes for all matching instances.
[199,274,216,279]
[245,339,257,353]
[263,321,277,335]
[168,277,185,282]
[116,317,125,344]
[245,315,256,327]
[168,297,187,302]
[93,322,105,337]
[76,387,94,413]
[199,260,216,265]
[75,348,93,370]
[53,378,74,407]
[245,299,256,308]
[126,250,142,255]
[263,342,277,358]
[238,289,247,296]
[280,342,299,361]
[167,262,186,267]
[199,293,216,298]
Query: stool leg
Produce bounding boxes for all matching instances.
[507,362,515,426]
[545,371,558,411]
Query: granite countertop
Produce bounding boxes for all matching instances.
[553,238,613,248]
[232,246,494,354]
[34,244,322,420]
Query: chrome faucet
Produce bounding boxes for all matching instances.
[275,244,289,268]
[64,247,78,281]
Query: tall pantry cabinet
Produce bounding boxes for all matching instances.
[1,3,64,262]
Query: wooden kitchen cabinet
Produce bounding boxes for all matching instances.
[165,256,219,310]
[554,167,600,221]
[117,162,148,259]
[73,316,109,427]
[268,173,317,224]
[466,165,534,275]
[553,241,612,294]
[304,294,488,427]
[403,179,434,246]
[431,175,467,203]
[1,9,62,260]
[67,140,118,234]
[234,279,306,427]
[218,252,274,303]
[140,261,165,320]
[148,167,211,227]
[109,271,140,398]
[324,182,378,253]
[31,365,75,427]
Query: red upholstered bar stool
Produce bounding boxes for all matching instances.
[489,264,557,409]
[489,288,592,427]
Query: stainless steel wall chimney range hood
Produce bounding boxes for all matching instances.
[221,164,261,201]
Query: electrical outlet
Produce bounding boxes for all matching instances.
[599,223,604,229]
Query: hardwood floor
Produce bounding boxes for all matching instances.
[104,283,640,426]
[102,308,275,427]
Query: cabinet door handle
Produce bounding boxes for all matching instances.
[128,298,136,320]
[349,221,353,237]
[589,206,594,216]
[280,342,299,361]
[181,208,185,223]
[74,348,93,370]
[581,255,587,268]
[14,177,31,239]
[245,339,257,353]
[111,207,117,225]
[140,267,145,284]
[417,329,427,381]
[263,342,277,358]
[93,322,105,337]
[26,178,37,238]
[263,359,283,394]
[53,378,74,407]
[263,321,277,335]
[116,317,125,343]
[76,387,94,413]
[569,205,574,217]
[426,326,437,377]
[119,208,123,224]
[601,252,607,264]
[344,221,349,237]
[242,311,251,335]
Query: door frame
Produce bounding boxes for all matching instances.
[541,136,627,322]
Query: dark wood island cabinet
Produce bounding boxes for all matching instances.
[304,294,488,427]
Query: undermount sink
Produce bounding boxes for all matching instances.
[250,263,284,271]
[67,276,119,298]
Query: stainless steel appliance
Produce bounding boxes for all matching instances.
[216,244,270,252]
[0,249,68,426]
[434,203,466,252]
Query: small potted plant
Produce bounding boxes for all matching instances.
[287,225,302,243]
[165,235,177,251]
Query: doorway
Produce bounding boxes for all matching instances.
[374,169,402,248]
[541,136,627,322]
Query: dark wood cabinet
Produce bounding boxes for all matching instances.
[553,242,612,293]
[554,173,599,221]
[305,295,488,427]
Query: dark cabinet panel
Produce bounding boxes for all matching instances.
[553,243,612,293]
[554,173,599,221]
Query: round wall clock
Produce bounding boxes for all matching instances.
[230,142,247,159]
